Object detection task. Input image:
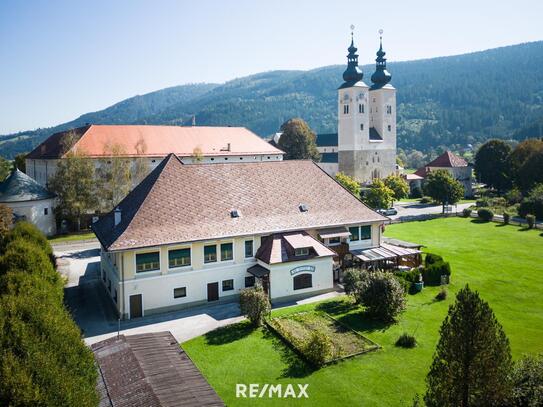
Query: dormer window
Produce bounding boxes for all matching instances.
[230,209,241,218]
[295,247,310,256]
[299,204,308,212]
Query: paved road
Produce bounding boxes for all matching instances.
[55,240,342,346]
[388,201,473,221]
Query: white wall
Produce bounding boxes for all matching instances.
[316,162,339,176]
[7,198,56,236]
[338,84,370,152]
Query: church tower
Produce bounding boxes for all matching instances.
[337,30,397,183]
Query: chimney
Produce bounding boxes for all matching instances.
[114,207,122,227]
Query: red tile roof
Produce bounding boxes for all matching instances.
[256,232,335,264]
[27,125,283,159]
[414,151,468,177]
[92,156,386,251]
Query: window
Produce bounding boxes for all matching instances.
[204,245,217,263]
[169,248,191,268]
[220,243,233,261]
[174,287,187,298]
[359,104,364,113]
[329,236,341,245]
[222,279,234,291]
[295,247,310,256]
[293,274,312,290]
[343,105,349,114]
[387,105,392,114]
[136,252,160,272]
[349,226,360,241]
[360,124,364,131]
[244,240,253,258]
[360,225,372,240]
[388,125,392,131]
[44,207,48,215]
[245,276,255,288]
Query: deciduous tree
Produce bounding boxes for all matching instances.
[423,170,464,213]
[363,179,394,209]
[474,139,512,191]
[383,174,409,204]
[335,172,361,197]
[277,118,320,161]
[239,286,271,327]
[13,153,27,172]
[424,285,512,407]
[96,142,131,212]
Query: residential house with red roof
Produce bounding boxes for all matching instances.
[414,151,473,197]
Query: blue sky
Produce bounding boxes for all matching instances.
[1,0,542,134]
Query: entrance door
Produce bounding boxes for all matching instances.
[129,294,143,319]
[207,282,219,301]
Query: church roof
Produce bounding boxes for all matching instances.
[415,151,469,177]
[316,133,338,147]
[27,125,283,159]
[92,155,386,251]
[0,169,55,203]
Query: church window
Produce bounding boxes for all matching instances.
[343,105,349,114]
[378,156,380,163]
[386,105,392,114]
[359,104,364,113]
[360,124,364,131]
[388,125,392,131]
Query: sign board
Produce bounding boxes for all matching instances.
[290,265,315,276]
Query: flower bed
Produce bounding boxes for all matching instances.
[267,311,379,365]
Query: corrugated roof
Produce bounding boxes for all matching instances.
[351,242,420,262]
[415,151,468,177]
[0,169,55,203]
[92,332,223,407]
[316,133,338,147]
[92,156,386,251]
[27,125,283,159]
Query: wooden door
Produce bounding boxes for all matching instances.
[207,282,219,301]
[129,294,143,318]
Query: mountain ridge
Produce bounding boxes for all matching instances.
[1,40,542,159]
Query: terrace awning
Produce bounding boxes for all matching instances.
[350,242,421,263]
[247,264,270,278]
[317,227,351,240]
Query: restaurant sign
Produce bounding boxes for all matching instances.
[290,265,315,276]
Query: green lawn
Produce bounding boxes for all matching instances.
[48,231,96,244]
[183,218,543,406]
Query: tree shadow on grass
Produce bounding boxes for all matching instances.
[204,321,255,345]
[470,219,488,224]
[315,298,359,316]
[336,310,393,334]
[262,327,315,379]
[517,227,533,232]
[495,223,507,227]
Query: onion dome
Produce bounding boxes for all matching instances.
[370,34,392,89]
[342,33,364,84]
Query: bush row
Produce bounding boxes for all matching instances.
[0,222,98,406]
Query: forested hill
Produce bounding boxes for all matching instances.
[1,41,542,159]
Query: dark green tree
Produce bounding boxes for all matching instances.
[13,153,27,172]
[510,354,543,407]
[0,156,11,181]
[517,149,543,192]
[363,179,394,209]
[383,174,409,204]
[424,170,464,213]
[474,139,512,192]
[277,118,320,161]
[424,285,512,407]
[239,286,271,327]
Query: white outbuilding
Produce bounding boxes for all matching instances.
[0,169,56,236]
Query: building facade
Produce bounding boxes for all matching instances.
[92,156,392,319]
[316,34,397,184]
[26,125,284,187]
[0,169,56,236]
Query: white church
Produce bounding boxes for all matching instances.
[316,32,397,183]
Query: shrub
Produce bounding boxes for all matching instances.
[526,214,536,229]
[425,253,444,267]
[303,330,333,367]
[394,274,412,295]
[435,288,448,301]
[420,196,432,204]
[510,354,543,406]
[505,188,523,205]
[0,203,13,239]
[503,212,510,225]
[518,184,543,220]
[395,269,421,294]
[462,208,472,218]
[239,286,271,327]
[422,261,451,286]
[2,221,54,263]
[490,197,507,207]
[343,268,364,298]
[476,199,489,207]
[477,208,494,221]
[357,271,406,322]
[395,333,417,348]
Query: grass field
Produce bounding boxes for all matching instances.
[48,231,95,244]
[183,218,543,406]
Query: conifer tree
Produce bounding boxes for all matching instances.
[424,285,512,407]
